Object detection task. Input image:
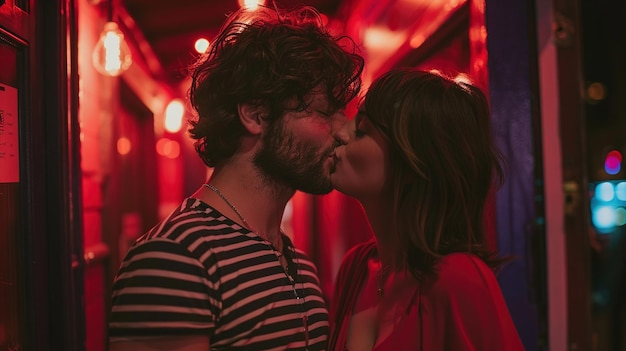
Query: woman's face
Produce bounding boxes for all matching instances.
[330,108,390,199]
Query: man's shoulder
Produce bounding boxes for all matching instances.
[124,198,252,263]
[145,197,246,241]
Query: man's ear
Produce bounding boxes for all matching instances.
[238,103,266,136]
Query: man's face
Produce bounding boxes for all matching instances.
[254,92,346,194]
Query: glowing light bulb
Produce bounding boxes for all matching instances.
[194,38,210,54]
[239,0,264,10]
[156,138,180,159]
[164,99,185,133]
[117,137,131,155]
[92,22,132,77]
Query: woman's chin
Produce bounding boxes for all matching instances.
[330,176,349,194]
[329,174,342,191]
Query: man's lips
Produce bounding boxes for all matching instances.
[327,152,339,173]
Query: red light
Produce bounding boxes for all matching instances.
[605,150,623,175]
[156,138,180,159]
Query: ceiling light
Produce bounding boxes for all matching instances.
[92,0,132,76]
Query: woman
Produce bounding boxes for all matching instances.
[328,68,525,351]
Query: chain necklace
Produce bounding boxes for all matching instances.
[376,263,391,297]
[203,184,260,239]
[203,184,286,260]
[202,183,309,348]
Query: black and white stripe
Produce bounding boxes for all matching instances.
[109,198,329,350]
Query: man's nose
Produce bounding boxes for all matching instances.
[332,119,352,145]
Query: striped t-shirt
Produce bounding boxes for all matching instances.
[109,198,329,350]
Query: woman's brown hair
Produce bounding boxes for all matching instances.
[363,68,507,278]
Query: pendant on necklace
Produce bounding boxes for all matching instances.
[376,263,388,297]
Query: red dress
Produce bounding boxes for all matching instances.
[329,239,525,351]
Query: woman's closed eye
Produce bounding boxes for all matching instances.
[353,115,367,137]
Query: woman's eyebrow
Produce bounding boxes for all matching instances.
[353,112,362,124]
[355,107,366,116]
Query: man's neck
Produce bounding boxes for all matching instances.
[195,161,294,247]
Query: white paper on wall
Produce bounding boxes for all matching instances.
[0,83,19,183]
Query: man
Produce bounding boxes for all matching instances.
[108,4,364,351]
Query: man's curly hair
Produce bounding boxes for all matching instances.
[187,4,364,168]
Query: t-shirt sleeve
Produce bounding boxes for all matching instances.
[422,254,525,351]
[108,238,221,340]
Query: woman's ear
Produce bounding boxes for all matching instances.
[238,103,266,136]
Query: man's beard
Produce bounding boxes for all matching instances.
[254,120,334,195]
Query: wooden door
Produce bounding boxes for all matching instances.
[0,0,85,350]
[549,0,626,349]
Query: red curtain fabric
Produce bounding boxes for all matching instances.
[293,191,373,304]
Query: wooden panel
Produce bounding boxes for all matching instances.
[552,0,593,349]
[0,4,29,41]
[0,27,24,351]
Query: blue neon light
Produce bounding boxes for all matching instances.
[616,182,626,201]
[592,206,616,229]
[595,182,615,202]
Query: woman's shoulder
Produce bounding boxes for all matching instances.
[428,253,497,294]
[341,238,377,265]
[420,254,525,350]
